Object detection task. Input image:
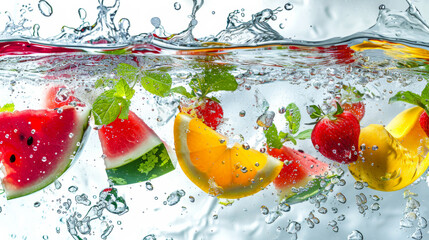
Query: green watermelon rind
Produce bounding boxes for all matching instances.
[104,133,164,169]
[3,107,90,200]
[106,143,176,185]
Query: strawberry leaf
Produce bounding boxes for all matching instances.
[285,103,300,134]
[264,124,283,149]
[307,105,324,119]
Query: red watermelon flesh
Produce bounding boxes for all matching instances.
[267,146,336,203]
[0,106,89,199]
[43,84,84,109]
[98,110,163,169]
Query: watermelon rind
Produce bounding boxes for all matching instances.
[2,106,90,200]
[106,143,176,185]
[104,133,163,169]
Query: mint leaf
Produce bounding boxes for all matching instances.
[141,71,172,97]
[0,103,14,112]
[190,65,237,98]
[264,124,283,149]
[115,63,139,80]
[295,129,312,140]
[170,86,194,98]
[285,103,301,134]
[92,89,122,125]
[117,98,131,120]
[388,91,427,111]
[421,83,429,100]
[114,78,135,100]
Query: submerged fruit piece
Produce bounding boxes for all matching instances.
[349,122,429,191]
[267,146,338,204]
[311,111,360,164]
[98,111,175,185]
[0,106,89,199]
[43,84,83,109]
[174,113,283,199]
[419,111,429,138]
[179,98,224,130]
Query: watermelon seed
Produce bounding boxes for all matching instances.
[27,136,33,145]
[9,154,16,163]
[19,134,25,141]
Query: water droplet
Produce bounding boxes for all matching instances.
[212,11,215,15]
[279,23,285,29]
[78,8,87,20]
[151,17,161,28]
[379,4,386,10]
[189,196,195,203]
[260,205,269,215]
[279,200,291,212]
[286,221,301,234]
[411,228,422,240]
[143,234,157,240]
[68,186,78,193]
[337,214,346,221]
[38,0,53,17]
[407,198,420,209]
[257,111,275,128]
[242,143,250,150]
[318,207,327,214]
[239,110,246,117]
[33,24,40,37]
[42,235,48,240]
[335,192,347,204]
[371,203,380,211]
[241,167,248,173]
[354,181,364,190]
[146,182,153,191]
[34,202,41,207]
[372,145,379,151]
[174,2,181,10]
[284,3,293,11]
[265,209,282,224]
[166,190,185,206]
[347,230,363,240]
[306,218,315,228]
[418,217,427,228]
[54,180,62,189]
[75,193,91,206]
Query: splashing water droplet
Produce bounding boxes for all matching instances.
[78,8,87,20]
[379,4,386,10]
[260,205,269,215]
[146,182,153,191]
[33,24,40,37]
[284,3,293,11]
[335,192,347,204]
[174,2,181,10]
[38,0,53,17]
[68,186,78,193]
[286,221,301,234]
[151,17,161,28]
[347,230,364,240]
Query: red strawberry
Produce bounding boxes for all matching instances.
[340,102,365,122]
[334,85,365,121]
[179,98,224,130]
[419,111,429,137]
[309,105,360,164]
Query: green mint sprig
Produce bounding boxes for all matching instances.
[388,82,429,114]
[92,63,173,125]
[170,63,238,101]
[264,103,312,149]
[0,103,14,112]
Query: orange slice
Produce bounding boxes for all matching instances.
[174,113,283,199]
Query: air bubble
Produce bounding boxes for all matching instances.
[68,186,78,193]
[78,8,87,20]
[38,0,53,17]
[146,182,153,191]
[239,110,246,117]
[335,193,347,204]
[284,3,293,10]
[151,17,161,28]
[286,221,301,234]
[260,206,269,215]
[347,230,363,240]
[174,2,181,10]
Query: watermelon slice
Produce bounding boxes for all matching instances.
[98,111,175,185]
[267,146,340,204]
[0,106,89,199]
[43,84,84,109]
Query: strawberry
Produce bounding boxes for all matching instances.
[419,111,429,137]
[334,85,365,121]
[179,98,224,130]
[308,103,360,164]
